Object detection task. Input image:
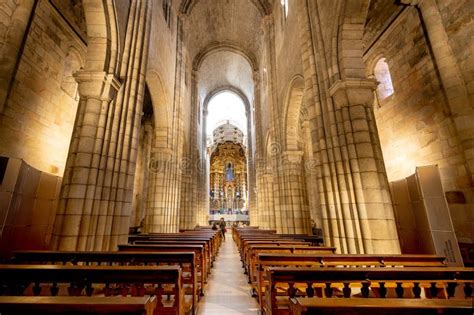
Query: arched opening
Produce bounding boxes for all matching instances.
[206,91,249,226]
[279,76,313,234]
[130,85,154,230]
[373,57,394,101]
[206,91,247,142]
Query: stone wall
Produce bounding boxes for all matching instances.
[435,0,474,104]
[364,5,473,243]
[0,0,86,176]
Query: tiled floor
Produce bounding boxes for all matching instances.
[197,236,260,315]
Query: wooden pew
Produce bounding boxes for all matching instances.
[241,241,311,269]
[118,244,207,297]
[264,267,474,315]
[289,297,473,315]
[130,233,219,265]
[0,296,157,315]
[0,264,185,315]
[245,245,336,287]
[11,251,198,314]
[131,240,212,272]
[131,234,218,265]
[177,229,223,253]
[236,233,323,258]
[254,253,447,309]
[233,229,277,248]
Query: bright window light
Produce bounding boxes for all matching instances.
[206,92,247,137]
[281,0,288,18]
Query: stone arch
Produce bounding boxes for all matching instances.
[146,70,170,146]
[283,74,305,151]
[180,0,271,17]
[203,86,251,115]
[203,87,251,151]
[328,0,371,81]
[192,41,258,72]
[82,0,118,72]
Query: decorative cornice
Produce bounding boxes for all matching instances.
[329,78,378,97]
[74,71,121,101]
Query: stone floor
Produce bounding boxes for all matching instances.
[197,235,260,315]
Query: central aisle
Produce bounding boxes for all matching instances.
[197,235,260,315]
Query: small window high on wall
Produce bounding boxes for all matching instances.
[373,58,394,101]
[281,0,289,19]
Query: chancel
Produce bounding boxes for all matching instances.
[0,0,472,314]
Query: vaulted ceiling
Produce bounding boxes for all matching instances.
[198,51,253,105]
[180,0,268,107]
[182,0,264,63]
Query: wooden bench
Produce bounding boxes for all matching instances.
[131,240,212,272]
[245,245,336,286]
[131,233,220,262]
[11,251,198,314]
[128,234,220,266]
[254,253,447,309]
[176,230,223,253]
[0,296,157,315]
[118,244,207,297]
[233,229,277,248]
[241,242,311,269]
[264,267,474,315]
[0,264,185,315]
[240,241,307,262]
[289,297,473,315]
[148,230,222,250]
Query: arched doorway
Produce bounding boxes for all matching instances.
[205,91,250,226]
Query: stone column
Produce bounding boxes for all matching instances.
[275,151,312,234]
[329,78,400,254]
[248,71,260,226]
[255,158,267,228]
[51,71,121,251]
[0,0,36,112]
[402,0,474,181]
[262,170,275,229]
[130,120,153,227]
[145,149,180,233]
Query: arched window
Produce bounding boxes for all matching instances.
[281,0,289,19]
[373,58,394,101]
[206,91,247,137]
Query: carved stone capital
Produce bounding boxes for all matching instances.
[74,71,121,102]
[329,78,377,109]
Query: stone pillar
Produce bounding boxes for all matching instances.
[402,0,474,181]
[329,78,400,254]
[248,71,260,226]
[180,69,200,229]
[145,149,180,233]
[0,0,36,112]
[275,151,312,234]
[255,158,267,228]
[129,120,153,227]
[262,170,275,229]
[51,72,121,251]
